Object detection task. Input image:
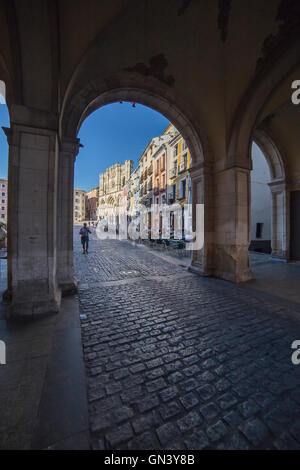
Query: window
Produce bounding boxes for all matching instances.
[1,207,4,211]
[179,179,186,199]
[2,200,5,204]
[256,223,263,239]
[172,183,176,199]
[2,193,5,197]
[1,215,4,219]
[173,143,179,157]
[182,139,187,151]
[161,154,165,171]
[183,153,188,168]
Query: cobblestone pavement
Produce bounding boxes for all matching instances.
[74,227,300,450]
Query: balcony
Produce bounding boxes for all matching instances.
[154,188,159,196]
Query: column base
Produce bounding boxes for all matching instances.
[188,262,212,277]
[212,267,254,283]
[7,295,61,319]
[60,277,78,296]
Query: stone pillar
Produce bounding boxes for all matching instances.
[213,166,254,283]
[269,180,287,259]
[57,137,80,294]
[4,123,61,317]
[188,163,214,277]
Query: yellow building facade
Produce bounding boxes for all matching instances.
[168,134,192,206]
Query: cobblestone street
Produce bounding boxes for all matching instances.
[74,227,300,450]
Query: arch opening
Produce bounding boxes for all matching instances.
[65,95,210,288]
[250,130,287,261]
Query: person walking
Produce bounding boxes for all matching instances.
[79,223,91,254]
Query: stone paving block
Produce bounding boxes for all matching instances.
[111,405,134,424]
[159,401,182,420]
[132,411,161,434]
[217,392,238,410]
[199,402,220,422]
[239,418,269,446]
[167,371,185,384]
[206,420,228,442]
[160,385,179,403]
[105,423,133,448]
[145,367,165,381]
[237,399,260,419]
[226,432,251,450]
[127,431,160,450]
[223,410,243,428]
[156,422,181,447]
[180,378,199,392]
[197,384,216,401]
[120,386,144,403]
[146,377,167,393]
[177,411,202,433]
[184,430,209,450]
[136,394,160,413]
[180,392,199,411]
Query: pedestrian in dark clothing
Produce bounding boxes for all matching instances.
[80,223,91,254]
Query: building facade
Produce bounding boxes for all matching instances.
[0,178,8,224]
[74,188,86,223]
[168,134,192,208]
[85,187,99,221]
[98,160,133,220]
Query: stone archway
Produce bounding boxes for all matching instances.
[59,83,214,290]
[253,128,287,259]
[227,40,300,171]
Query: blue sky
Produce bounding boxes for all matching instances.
[0,102,170,190]
[0,104,9,179]
[76,102,169,190]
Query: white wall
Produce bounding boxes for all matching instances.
[250,143,271,242]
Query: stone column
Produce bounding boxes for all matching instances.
[4,123,61,317]
[57,137,80,294]
[213,166,254,283]
[269,180,287,259]
[188,163,214,277]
